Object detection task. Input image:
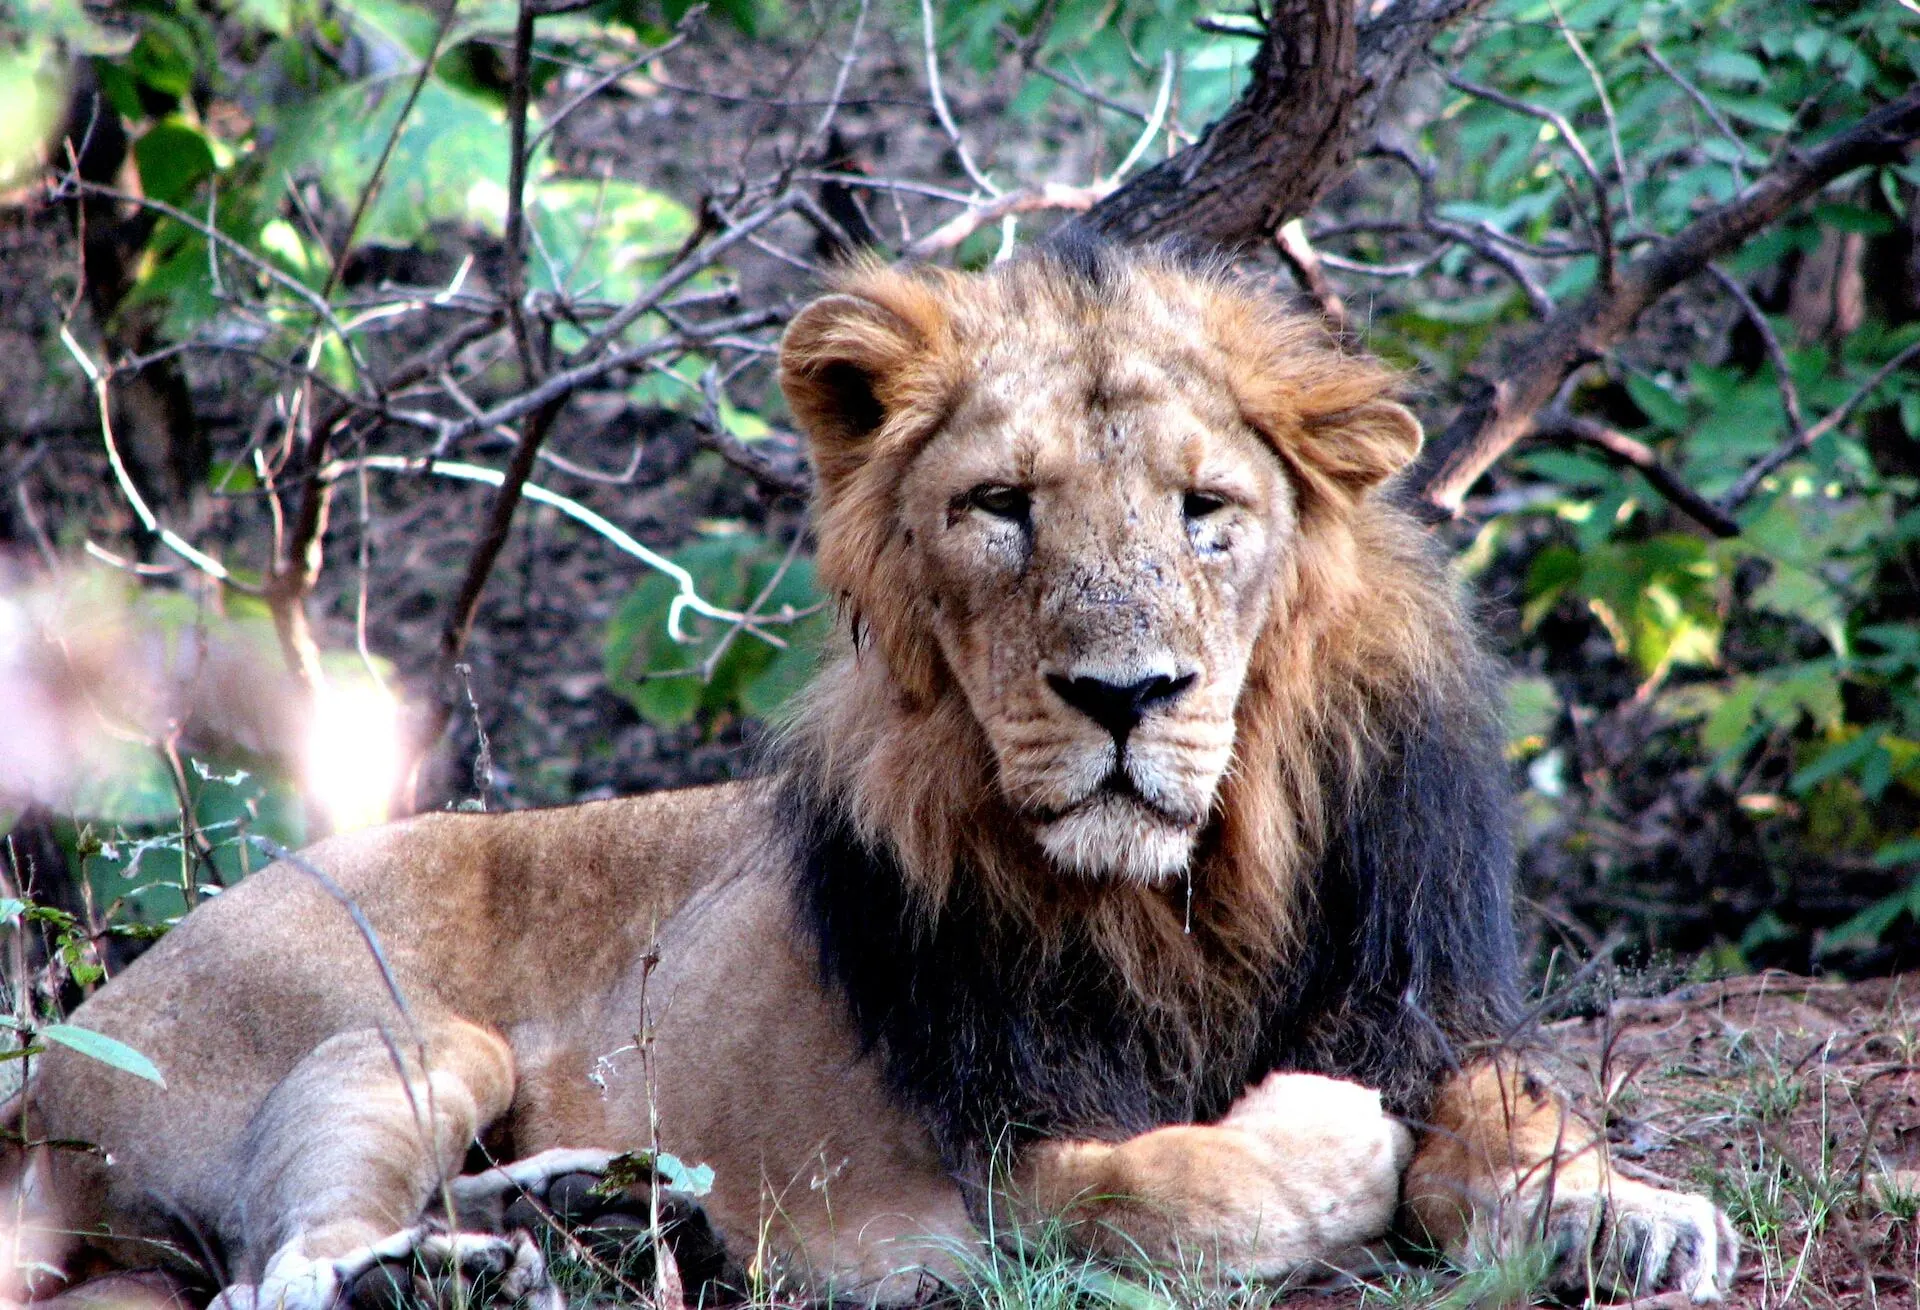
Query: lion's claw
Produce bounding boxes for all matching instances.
[1543,1179,1738,1304]
[212,1228,552,1310]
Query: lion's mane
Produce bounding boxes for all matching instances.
[775,237,1520,1184]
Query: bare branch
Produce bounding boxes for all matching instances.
[906,182,1110,258]
[919,0,997,196]
[502,0,543,380]
[320,1,458,301]
[1708,264,1806,441]
[691,365,811,498]
[1551,0,1633,227]
[1642,43,1755,187]
[528,19,701,157]
[58,327,249,590]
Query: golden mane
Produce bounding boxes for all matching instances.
[777,246,1490,1043]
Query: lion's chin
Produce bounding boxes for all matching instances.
[1034,794,1198,884]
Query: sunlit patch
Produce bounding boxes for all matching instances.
[305,677,403,833]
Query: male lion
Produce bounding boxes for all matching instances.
[7,240,1736,1307]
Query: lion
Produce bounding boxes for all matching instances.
[5,239,1736,1308]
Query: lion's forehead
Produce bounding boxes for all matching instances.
[946,324,1245,476]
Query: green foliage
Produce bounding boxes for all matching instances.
[1318,0,1920,963]
[602,531,827,729]
[83,0,696,346]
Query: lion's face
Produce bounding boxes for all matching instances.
[781,246,1421,886]
[894,338,1292,882]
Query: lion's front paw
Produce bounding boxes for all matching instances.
[1536,1175,1737,1304]
[1217,1073,1415,1271]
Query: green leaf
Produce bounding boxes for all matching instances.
[1813,203,1895,237]
[1702,678,1759,756]
[1717,97,1796,133]
[133,120,215,207]
[39,1024,166,1086]
[1823,875,1920,952]
[1792,730,1882,794]
[1624,373,1688,433]
[1697,51,1767,86]
[280,77,515,246]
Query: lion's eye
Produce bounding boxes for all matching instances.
[1183,491,1229,520]
[968,485,1031,523]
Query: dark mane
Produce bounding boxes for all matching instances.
[782,663,1521,1185]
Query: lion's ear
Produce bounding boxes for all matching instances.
[1297,399,1425,494]
[780,285,945,488]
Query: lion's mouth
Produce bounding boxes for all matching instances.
[1030,768,1200,831]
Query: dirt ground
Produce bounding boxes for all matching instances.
[1309,972,1920,1309]
[1544,973,1920,1309]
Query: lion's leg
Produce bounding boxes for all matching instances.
[1021,1073,1412,1279]
[1402,1059,1737,1303]
[214,1020,520,1309]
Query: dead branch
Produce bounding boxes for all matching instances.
[907,182,1110,258]
[1409,83,1920,518]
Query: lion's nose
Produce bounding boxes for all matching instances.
[1046,671,1196,744]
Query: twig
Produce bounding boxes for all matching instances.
[575,195,795,360]
[56,180,373,382]
[1105,52,1175,185]
[432,396,567,727]
[58,327,243,587]
[919,0,997,196]
[502,0,543,380]
[322,456,784,639]
[799,0,869,163]
[1273,218,1349,335]
[1531,411,1740,537]
[320,0,458,301]
[1351,146,1556,314]
[905,182,1110,258]
[1444,70,1615,290]
[1027,60,1194,142]
[1317,248,1444,278]
[690,366,811,497]
[402,306,782,451]
[1719,337,1920,511]
[1550,0,1633,227]
[1708,263,1805,440]
[1642,43,1755,188]
[527,18,701,156]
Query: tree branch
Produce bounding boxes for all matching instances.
[1409,84,1920,518]
[1532,411,1739,538]
[1063,0,1491,249]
